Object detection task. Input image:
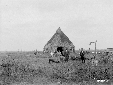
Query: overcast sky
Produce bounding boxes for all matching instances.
[1,0,113,51]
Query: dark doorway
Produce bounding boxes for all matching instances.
[57,47,63,52]
[57,47,64,56]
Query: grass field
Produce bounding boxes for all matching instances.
[0,51,113,85]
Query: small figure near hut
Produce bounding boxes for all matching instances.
[80,48,85,63]
[63,48,70,62]
[34,49,38,55]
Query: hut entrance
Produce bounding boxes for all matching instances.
[57,46,70,62]
[57,47,64,56]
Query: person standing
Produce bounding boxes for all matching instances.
[64,49,70,62]
[80,48,85,63]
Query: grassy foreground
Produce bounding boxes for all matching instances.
[0,52,113,85]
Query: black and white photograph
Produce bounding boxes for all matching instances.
[1,0,113,85]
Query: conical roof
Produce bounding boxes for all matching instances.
[47,27,72,45]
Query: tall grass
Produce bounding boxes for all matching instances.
[0,55,113,85]
[0,59,45,85]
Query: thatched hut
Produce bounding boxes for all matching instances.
[43,27,75,55]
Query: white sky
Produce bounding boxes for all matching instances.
[1,0,113,51]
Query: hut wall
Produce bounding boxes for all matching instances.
[43,34,75,53]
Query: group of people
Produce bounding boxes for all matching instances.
[49,47,70,63]
[56,47,70,62]
[49,47,86,63]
